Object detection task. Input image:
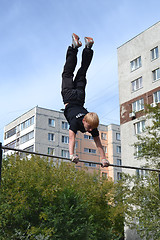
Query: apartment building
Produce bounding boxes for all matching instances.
[118,21,160,175]
[4,106,121,181]
[117,21,160,239]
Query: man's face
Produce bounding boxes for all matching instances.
[82,119,93,132]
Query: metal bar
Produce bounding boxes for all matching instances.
[159,174,160,194]
[0,143,2,186]
[2,144,160,173]
[2,145,66,160]
[108,163,160,173]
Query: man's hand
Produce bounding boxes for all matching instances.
[70,155,79,164]
[101,159,110,168]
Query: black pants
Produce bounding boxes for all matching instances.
[61,46,93,106]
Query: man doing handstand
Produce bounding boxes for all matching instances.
[61,33,109,168]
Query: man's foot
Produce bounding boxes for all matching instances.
[84,37,94,48]
[72,33,82,48]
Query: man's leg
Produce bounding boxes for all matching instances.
[74,47,93,89]
[62,46,77,91]
[74,37,94,104]
[61,34,82,104]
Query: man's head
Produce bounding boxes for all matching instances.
[82,112,99,132]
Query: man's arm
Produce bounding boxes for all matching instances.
[69,129,76,155]
[69,129,79,163]
[93,136,110,167]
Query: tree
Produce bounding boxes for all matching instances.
[134,104,160,167]
[121,105,160,240]
[0,154,124,239]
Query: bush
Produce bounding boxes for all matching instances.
[0,154,124,239]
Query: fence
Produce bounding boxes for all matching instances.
[0,142,160,192]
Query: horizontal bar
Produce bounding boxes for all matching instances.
[2,145,160,173]
[2,145,67,160]
[79,159,160,172]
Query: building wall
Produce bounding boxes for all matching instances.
[120,86,160,125]
[117,21,160,239]
[76,131,101,174]
[99,125,109,178]
[118,21,160,173]
[4,107,36,152]
[107,124,122,180]
[118,21,160,106]
[34,107,68,157]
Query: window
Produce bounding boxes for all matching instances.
[136,169,148,178]
[5,127,17,139]
[62,121,69,130]
[61,150,69,158]
[130,56,141,71]
[153,68,160,82]
[21,116,34,130]
[48,119,55,127]
[4,140,16,152]
[135,145,142,157]
[117,159,122,166]
[131,77,143,92]
[101,133,107,140]
[20,131,34,144]
[75,141,78,149]
[116,146,121,154]
[134,120,145,134]
[48,147,55,155]
[48,133,55,141]
[62,136,69,144]
[116,133,121,141]
[103,146,107,153]
[24,145,34,152]
[84,134,93,140]
[84,162,97,167]
[151,46,159,60]
[132,98,144,112]
[117,172,122,180]
[153,90,160,104]
[102,172,108,178]
[84,148,96,154]
[17,125,20,132]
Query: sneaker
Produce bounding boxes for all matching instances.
[84,37,94,48]
[72,33,82,48]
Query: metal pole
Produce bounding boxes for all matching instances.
[2,145,160,173]
[0,142,2,186]
[159,174,160,195]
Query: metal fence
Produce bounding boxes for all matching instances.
[0,142,160,191]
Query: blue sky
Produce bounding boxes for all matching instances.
[0,0,160,143]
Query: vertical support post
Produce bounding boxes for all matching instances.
[159,173,160,195]
[0,142,2,186]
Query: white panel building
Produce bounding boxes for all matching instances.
[4,106,70,157]
[117,21,160,239]
[118,21,160,174]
